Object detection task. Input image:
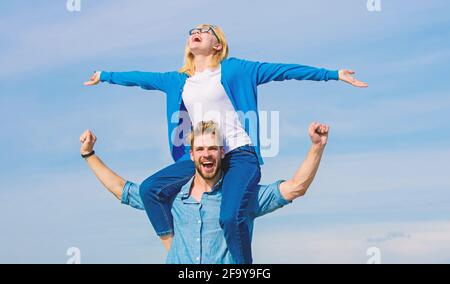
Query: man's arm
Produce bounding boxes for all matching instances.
[253,122,329,218]
[279,122,329,202]
[80,130,125,200]
[79,130,173,251]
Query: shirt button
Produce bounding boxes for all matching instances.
[197,220,201,224]
[196,257,200,261]
[197,238,200,242]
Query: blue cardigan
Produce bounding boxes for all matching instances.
[100,57,339,165]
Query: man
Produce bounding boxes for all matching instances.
[79,121,329,264]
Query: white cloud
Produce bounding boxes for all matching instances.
[0,0,212,78]
[260,146,450,221]
[1,0,450,264]
[263,144,450,192]
[0,141,449,263]
[3,0,448,79]
[253,220,450,263]
[274,90,450,143]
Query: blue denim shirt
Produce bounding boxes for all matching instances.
[121,178,291,264]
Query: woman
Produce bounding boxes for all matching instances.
[84,24,367,264]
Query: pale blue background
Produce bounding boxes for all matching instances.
[0,0,449,263]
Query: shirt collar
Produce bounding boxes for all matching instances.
[180,174,224,199]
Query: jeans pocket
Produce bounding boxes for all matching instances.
[235,146,257,157]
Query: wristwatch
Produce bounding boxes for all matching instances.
[81,150,95,159]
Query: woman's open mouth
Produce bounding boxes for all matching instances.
[192,35,202,43]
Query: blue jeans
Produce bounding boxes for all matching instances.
[139,145,261,264]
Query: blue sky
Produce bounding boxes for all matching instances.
[0,0,449,263]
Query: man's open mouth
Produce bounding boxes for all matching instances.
[201,161,215,171]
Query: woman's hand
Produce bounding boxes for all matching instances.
[338,69,368,88]
[84,71,101,86]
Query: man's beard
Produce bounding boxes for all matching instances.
[195,159,221,180]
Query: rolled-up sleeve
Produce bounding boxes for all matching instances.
[254,180,292,218]
[121,181,145,210]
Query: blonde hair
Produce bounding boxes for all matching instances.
[188,121,224,147]
[179,24,229,77]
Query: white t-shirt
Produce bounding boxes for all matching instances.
[182,66,252,154]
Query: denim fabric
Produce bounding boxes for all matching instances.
[121,179,291,264]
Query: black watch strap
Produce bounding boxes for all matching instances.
[81,150,95,159]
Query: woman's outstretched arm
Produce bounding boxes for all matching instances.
[237,58,368,88]
[84,70,173,91]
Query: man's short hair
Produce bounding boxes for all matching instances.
[187,121,224,147]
